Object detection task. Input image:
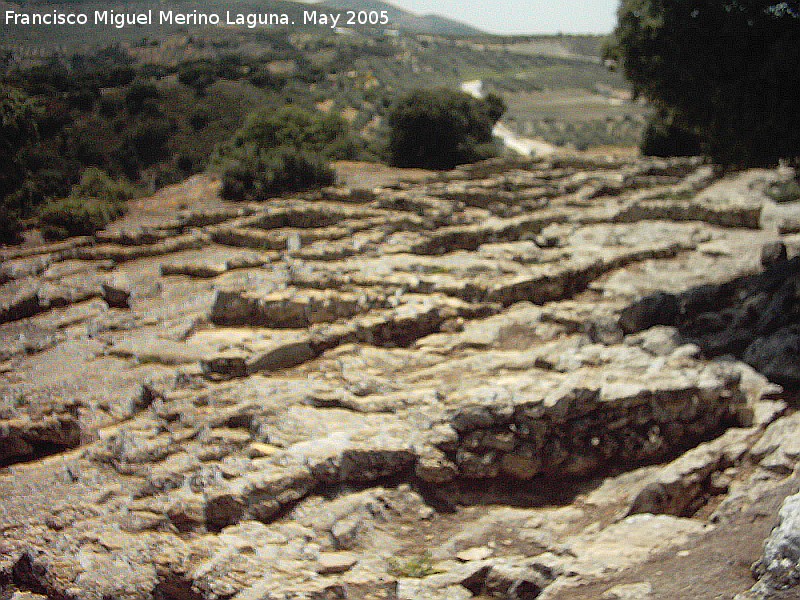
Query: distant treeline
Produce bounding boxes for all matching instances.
[0,40,350,242]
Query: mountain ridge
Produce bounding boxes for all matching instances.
[4,0,485,35]
[318,0,484,35]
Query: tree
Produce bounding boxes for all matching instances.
[1,86,39,198]
[124,81,160,115]
[127,117,172,166]
[177,60,218,97]
[1,86,41,243]
[386,88,505,170]
[607,0,800,166]
[640,108,702,158]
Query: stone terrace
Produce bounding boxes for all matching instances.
[1,156,799,600]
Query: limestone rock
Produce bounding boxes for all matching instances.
[2,158,798,600]
[745,491,800,597]
[0,407,81,464]
[101,281,131,309]
[749,412,800,474]
[743,327,800,388]
[316,551,359,574]
[456,547,493,562]
[601,582,654,599]
[627,428,758,517]
[618,293,680,334]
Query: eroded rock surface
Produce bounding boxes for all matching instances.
[739,491,800,598]
[1,157,799,599]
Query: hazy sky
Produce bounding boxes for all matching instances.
[388,0,620,35]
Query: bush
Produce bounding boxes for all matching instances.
[4,163,77,217]
[127,118,172,166]
[37,168,136,239]
[98,94,124,118]
[1,86,40,197]
[1,85,42,243]
[70,167,138,203]
[213,105,360,200]
[387,88,505,170]
[220,145,335,201]
[178,60,219,97]
[176,154,197,174]
[229,105,358,160]
[38,196,126,240]
[125,81,160,115]
[249,68,285,90]
[216,53,247,80]
[387,552,439,579]
[189,109,211,131]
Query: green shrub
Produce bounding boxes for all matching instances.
[1,86,40,196]
[139,64,169,80]
[98,94,124,118]
[216,53,247,80]
[387,88,505,170]
[248,68,285,90]
[70,167,138,203]
[38,168,136,239]
[5,163,77,216]
[220,145,335,201]
[387,552,440,579]
[213,105,360,200]
[189,109,211,131]
[176,154,197,174]
[127,118,172,166]
[38,195,126,240]
[178,60,219,97]
[124,81,160,115]
[228,105,358,160]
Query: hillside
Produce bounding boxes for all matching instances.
[1,155,800,599]
[1,0,483,38]
[1,17,648,245]
[321,0,484,35]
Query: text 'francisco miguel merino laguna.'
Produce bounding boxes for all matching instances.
[4,9,392,29]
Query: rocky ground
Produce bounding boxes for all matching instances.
[1,155,799,600]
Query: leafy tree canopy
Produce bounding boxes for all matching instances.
[1,86,41,232]
[386,88,505,170]
[1,86,38,155]
[177,60,218,97]
[607,0,800,166]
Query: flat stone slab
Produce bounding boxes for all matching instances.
[317,552,359,574]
